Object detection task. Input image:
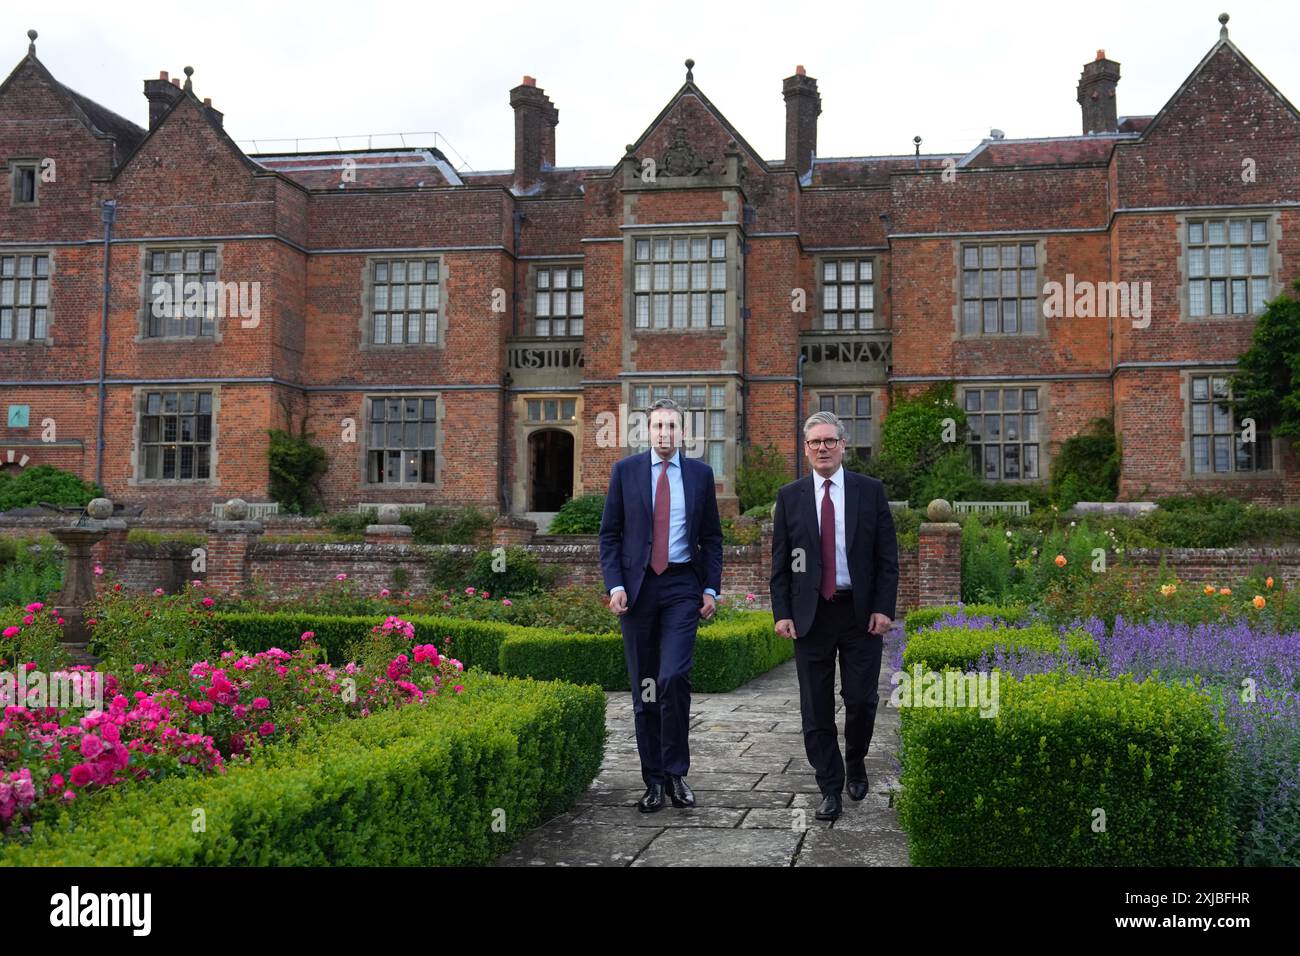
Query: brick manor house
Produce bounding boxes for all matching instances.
[2,14,1298,520]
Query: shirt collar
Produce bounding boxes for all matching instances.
[652,448,681,470]
[814,465,844,489]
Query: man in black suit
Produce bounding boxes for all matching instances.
[599,398,724,813]
[769,410,899,820]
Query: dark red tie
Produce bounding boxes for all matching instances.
[651,460,670,574]
[820,478,836,600]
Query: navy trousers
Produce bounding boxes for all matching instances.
[793,594,884,796]
[620,563,700,787]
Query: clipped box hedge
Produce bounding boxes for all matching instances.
[896,672,1234,866]
[213,612,513,673]
[902,623,1101,672]
[904,603,1032,634]
[213,610,787,693]
[500,617,790,692]
[2,671,604,867]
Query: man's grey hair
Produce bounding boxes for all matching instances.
[646,397,686,429]
[803,410,847,441]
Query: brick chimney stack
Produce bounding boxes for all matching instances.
[783,65,821,179]
[144,70,183,129]
[511,76,558,192]
[1077,49,1121,134]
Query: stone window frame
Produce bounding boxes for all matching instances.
[528,263,584,337]
[952,238,1047,340]
[359,255,448,350]
[812,390,879,463]
[128,385,221,487]
[360,393,445,488]
[8,159,39,207]
[815,256,877,331]
[525,396,577,423]
[0,247,54,346]
[625,231,734,333]
[1176,210,1280,324]
[627,380,733,480]
[135,243,225,343]
[1179,368,1277,479]
[959,382,1049,483]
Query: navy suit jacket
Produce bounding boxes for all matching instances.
[598,450,724,610]
[769,469,899,639]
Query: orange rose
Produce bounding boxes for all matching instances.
[1253,595,1266,609]
[1054,555,1067,568]
[1266,577,1275,589]
[1203,585,1215,596]
[1220,587,1232,596]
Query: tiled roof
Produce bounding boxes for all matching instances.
[962,135,1136,167]
[810,155,960,186]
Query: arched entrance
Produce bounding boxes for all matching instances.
[528,429,574,511]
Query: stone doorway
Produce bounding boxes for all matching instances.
[529,429,574,511]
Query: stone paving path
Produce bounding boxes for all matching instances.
[496,626,909,867]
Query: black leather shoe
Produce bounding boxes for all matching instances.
[637,783,665,813]
[815,792,842,820]
[847,775,869,801]
[666,774,696,808]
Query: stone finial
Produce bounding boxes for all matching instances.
[926,498,954,522]
[27,29,37,55]
[1219,12,1230,39]
[86,497,113,520]
[377,503,402,525]
[685,58,694,83]
[223,498,249,521]
[183,65,194,92]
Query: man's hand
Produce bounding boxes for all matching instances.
[608,590,628,616]
[868,613,892,636]
[699,593,716,620]
[775,618,797,640]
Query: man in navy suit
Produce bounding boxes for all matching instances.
[770,410,899,821]
[599,398,723,813]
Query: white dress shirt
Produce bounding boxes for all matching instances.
[813,465,852,589]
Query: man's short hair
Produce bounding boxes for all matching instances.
[647,397,686,430]
[803,410,847,441]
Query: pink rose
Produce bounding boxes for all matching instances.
[201,598,215,608]
[69,764,93,788]
[1,627,19,639]
[252,697,270,710]
[379,589,390,598]
[454,685,464,694]
[501,598,512,606]
[465,587,475,595]
[93,565,104,576]
[24,603,42,613]
[21,615,33,625]
[258,722,275,737]
[336,573,348,581]
[153,588,164,596]
[187,699,214,715]
[300,631,315,642]
[79,734,104,759]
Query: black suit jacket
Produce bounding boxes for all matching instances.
[769,469,899,638]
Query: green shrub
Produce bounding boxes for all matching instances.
[324,507,491,546]
[878,381,966,479]
[914,450,983,506]
[892,507,922,551]
[896,673,1235,865]
[902,623,1100,671]
[547,495,605,535]
[851,453,912,502]
[1230,277,1300,442]
[0,539,15,565]
[0,465,100,512]
[0,538,62,607]
[960,518,1013,603]
[742,502,775,520]
[721,517,762,546]
[1050,418,1119,507]
[1,672,605,866]
[736,442,788,513]
[267,428,328,515]
[466,546,553,595]
[903,604,1031,634]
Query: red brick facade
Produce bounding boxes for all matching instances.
[2,20,1298,522]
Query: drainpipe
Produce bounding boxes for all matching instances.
[95,200,117,490]
[501,209,525,515]
[795,353,807,480]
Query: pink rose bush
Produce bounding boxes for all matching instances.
[0,618,465,839]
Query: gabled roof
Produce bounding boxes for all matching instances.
[114,81,267,179]
[0,46,146,163]
[1137,31,1300,141]
[625,75,771,173]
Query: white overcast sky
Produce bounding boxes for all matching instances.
[12,0,1300,170]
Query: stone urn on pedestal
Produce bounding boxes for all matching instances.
[48,497,114,664]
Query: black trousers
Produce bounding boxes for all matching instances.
[793,594,884,795]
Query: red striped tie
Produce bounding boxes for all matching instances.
[820,479,836,600]
[651,460,670,574]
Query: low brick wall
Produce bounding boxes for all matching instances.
[1125,547,1300,586]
